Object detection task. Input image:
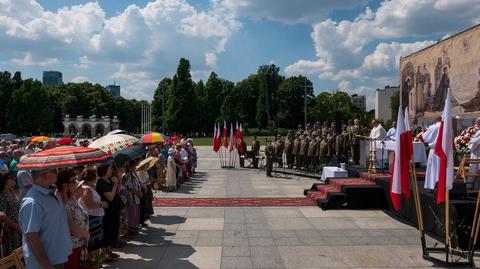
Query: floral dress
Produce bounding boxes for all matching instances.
[118,176,129,230]
[0,193,21,256]
[66,198,89,248]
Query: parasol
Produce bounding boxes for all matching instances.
[31,136,52,142]
[112,145,147,167]
[135,156,158,172]
[55,137,74,145]
[141,132,168,144]
[0,133,16,141]
[17,146,111,170]
[88,134,138,155]
[107,129,128,135]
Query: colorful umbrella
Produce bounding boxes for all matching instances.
[170,135,180,142]
[55,137,74,145]
[0,133,16,141]
[88,134,138,155]
[17,146,110,170]
[141,132,167,144]
[112,145,147,167]
[31,136,52,142]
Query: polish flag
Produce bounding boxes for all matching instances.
[213,124,218,152]
[435,89,454,204]
[223,121,228,148]
[404,108,414,162]
[235,122,240,148]
[229,123,235,152]
[239,123,245,154]
[389,107,410,211]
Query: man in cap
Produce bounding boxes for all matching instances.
[307,132,319,172]
[265,139,274,177]
[350,118,362,165]
[285,132,294,169]
[293,133,301,169]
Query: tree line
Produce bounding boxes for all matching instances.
[0,71,147,135]
[152,58,369,135]
[0,58,370,136]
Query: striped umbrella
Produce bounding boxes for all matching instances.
[89,134,138,155]
[17,146,111,170]
[141,132,167,144]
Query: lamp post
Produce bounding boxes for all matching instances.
[304,76,307,128]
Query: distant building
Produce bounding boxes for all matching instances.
[42,71,63,86]
[106,84,120,97]
[375,85,399,122]
[351,94,366,111]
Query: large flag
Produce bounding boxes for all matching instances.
[223,121,228,148]
[404,108,413,162]
[435,89,454,204]
[235,122,240,149]
[213,124,217,152]
[239,123,245,154]
[229,123,235,152]
[389,107,410,211]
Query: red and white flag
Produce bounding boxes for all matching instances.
[435,89,454,204]
[390,107,410,211]
[235,122,240,148]
[213,124,218,152]
[404,108,414,162]
[229,123,235,152]
[223,121,228,148]
[239,123,245,154]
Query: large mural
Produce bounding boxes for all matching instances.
[400,24,480,120]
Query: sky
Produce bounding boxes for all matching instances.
[1,0,480,110]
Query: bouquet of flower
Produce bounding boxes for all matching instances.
[454,125,479,155]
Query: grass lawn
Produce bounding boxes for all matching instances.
[191,136,272,146]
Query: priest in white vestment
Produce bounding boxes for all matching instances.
[385,121,397,141]
[467,117,480,190]
[422,116,442,190]
[369,119,387,168]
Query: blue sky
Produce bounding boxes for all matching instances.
[1,0,479,109]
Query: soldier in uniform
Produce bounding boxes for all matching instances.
[285,132,294,169]
[251,136,261,168]
[335,127,343,158]
[298,134,307,170]
[350,118,362,165]
[341,125,350,159]
[307,132,319,172]
[326,128,336,163]
[319,133,329,164]
[293,133,301,169]
[265,139,274,177]
[274,135,285,168]
[322,121,329,136]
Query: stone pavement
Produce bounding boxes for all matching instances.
[106,146,450,268]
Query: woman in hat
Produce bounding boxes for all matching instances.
[166,148,181,192]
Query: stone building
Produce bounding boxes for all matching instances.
[63,115,120,138]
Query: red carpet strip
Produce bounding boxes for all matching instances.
[152,197,317,207]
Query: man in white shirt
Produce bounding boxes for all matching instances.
[385,121,397,141]
[422,116,442,190]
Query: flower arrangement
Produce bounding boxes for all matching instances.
[454,125,480,155]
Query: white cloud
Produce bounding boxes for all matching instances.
[286,0,480,110]
[221,0,366,24]
[205,52,217,69]
[0,0,241,100]
[70,76,89,83]
[10,52,59,66]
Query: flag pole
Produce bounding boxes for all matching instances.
[410,162,426,254]
[467,188,480,262]
[445,189,450,256]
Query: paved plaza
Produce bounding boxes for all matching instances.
[108,146,444,268]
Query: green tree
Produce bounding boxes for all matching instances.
[256,64,282,129]
[204,72,225,127]
[166,58,197,134]
[276,76,314,129]
[0,71,22,132]
[7,79,53,134]
[152,78,172,132]
[235,75,260,128]
[220,95,235,123]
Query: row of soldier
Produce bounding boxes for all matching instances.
[251,118,367,173]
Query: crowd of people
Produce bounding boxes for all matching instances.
[0,136,198,269]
